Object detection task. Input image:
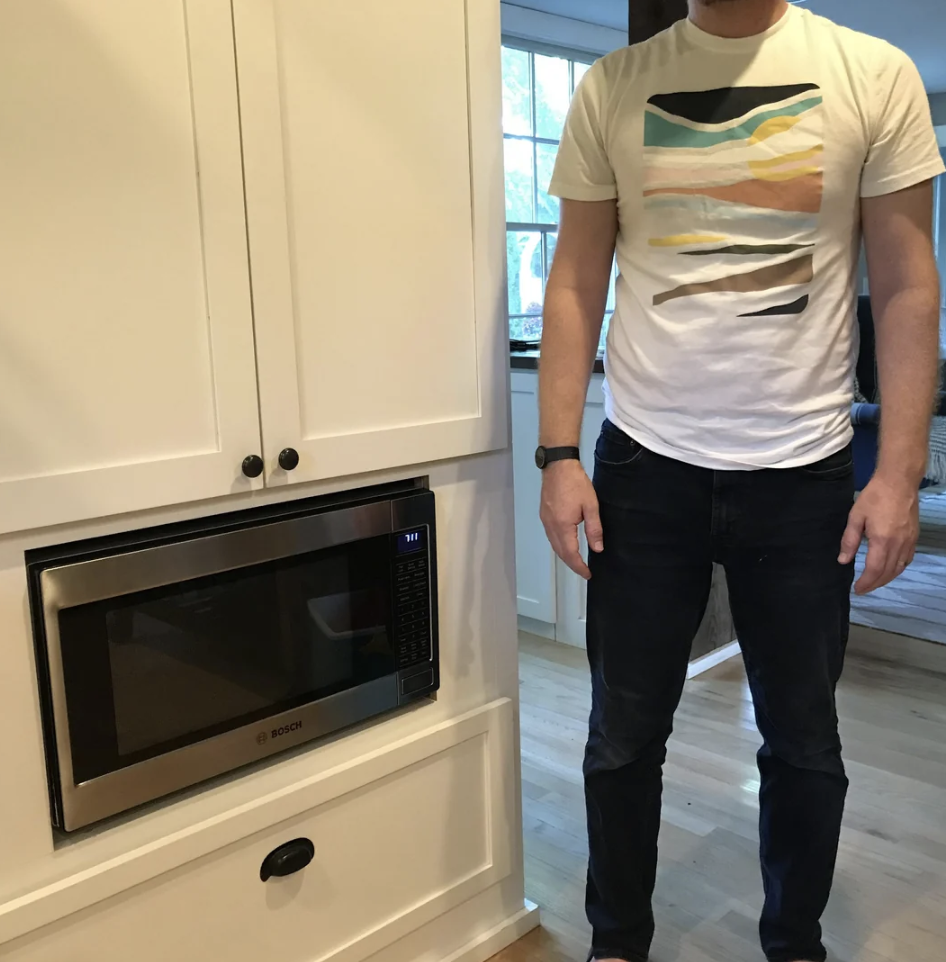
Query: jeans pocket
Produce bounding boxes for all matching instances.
[800,444,854,481]
[594,420,644,467]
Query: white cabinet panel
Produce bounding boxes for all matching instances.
[2,701,517,962]
[511,373,556,623]
[512,370,605,647]
[0,0,263,533]
[512,372,733,654]
[554,378,606,649]
[234,0,508,485]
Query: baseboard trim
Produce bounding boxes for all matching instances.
[439,900,540,962]
[517,615,556,641]
[687,640,740,680]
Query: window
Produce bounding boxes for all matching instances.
[926,154,946,352]
[502,44,615,348]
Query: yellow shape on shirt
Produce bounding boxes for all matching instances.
[649,233,728,248]
[753,165,823,182]
[750,114,802,144]
[749,146,824,169]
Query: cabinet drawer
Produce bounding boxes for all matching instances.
[4,703,515,962]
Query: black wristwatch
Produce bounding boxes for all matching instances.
[535,445,581,470]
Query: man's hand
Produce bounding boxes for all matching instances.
[540,461,603,580]
[850,180,938,595]
[838,475,919,594]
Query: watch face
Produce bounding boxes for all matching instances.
[534,446,547,470]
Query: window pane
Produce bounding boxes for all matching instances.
[573,60,590,93]
[507,231,544,317]
[510,315,543,342]
[534,54,570,140]
[504,139,534,222]
[544,232,558,281]
[535,142,559,223]
[599,313,611,355]
[932,166,945,353]
[501,47,532,136]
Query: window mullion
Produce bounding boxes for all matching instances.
[529,51,537,140]
[530,53,539,222]
[507,221,558,233]
[504,134,559,147]
[532,142,540,228]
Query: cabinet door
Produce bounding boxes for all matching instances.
[233,0,507,485]
[0,0,262,534]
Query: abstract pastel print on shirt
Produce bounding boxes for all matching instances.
[643,84,824,317]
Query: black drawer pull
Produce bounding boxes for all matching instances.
[241,454,264,479]
[278,447,300,471]
[260,837,315,881]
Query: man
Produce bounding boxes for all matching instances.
[537,1,945,961]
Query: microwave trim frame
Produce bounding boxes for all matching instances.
[27,481,439,832]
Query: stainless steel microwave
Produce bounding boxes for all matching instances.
[28,482,439,832]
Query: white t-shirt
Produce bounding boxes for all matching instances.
[549,6,946,469]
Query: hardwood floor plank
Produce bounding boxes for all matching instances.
[851,492,946,644]
[497,626,946,961]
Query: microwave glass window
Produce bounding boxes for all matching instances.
[59,535,396,770]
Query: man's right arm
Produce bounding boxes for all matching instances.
[539,197,618,580]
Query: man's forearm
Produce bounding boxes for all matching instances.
[874,285,941,487]
[539,283,606,447]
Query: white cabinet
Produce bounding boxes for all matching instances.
[0,0,263,534]
[557,376,607,648]
[0,0,507,533]
[233,0,507,486]
[0,700,519,960]
[511,370,605,647]
[512,368,735,656]
[511,373,556,623]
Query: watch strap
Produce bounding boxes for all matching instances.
[536,445,581,469]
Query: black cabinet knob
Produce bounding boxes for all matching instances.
[260,837,315,882]
[242,454,264,479]
[278,447,300,471]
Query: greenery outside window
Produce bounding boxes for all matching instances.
[502,44,615,349]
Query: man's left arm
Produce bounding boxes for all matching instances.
[839,180,941,593]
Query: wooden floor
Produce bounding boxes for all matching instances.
[851,489,946,645]
[492,628,946,962]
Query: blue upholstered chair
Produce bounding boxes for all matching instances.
[851,400,880,492]
[851,296,880,492]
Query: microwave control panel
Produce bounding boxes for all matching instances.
[393,527,432,670]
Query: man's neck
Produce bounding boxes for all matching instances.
[687,0,790,40]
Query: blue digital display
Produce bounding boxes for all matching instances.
[397,530,425,554]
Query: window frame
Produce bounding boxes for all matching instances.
[501,38,613,347]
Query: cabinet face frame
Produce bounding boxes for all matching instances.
[0,0,264,535]
[232,0,509,487]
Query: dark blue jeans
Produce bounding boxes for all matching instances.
[585,421,855,962]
